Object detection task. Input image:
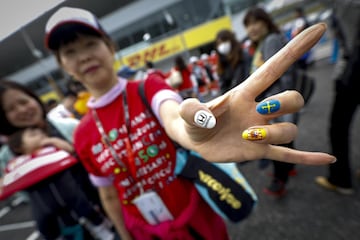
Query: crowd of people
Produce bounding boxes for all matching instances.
[0,3,357,240]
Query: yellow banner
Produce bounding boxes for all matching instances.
[114,16,232,70]
[183,16,232,49]
[115,35,185,69]
[40,91,60,103]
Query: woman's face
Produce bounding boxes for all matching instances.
[58,35,117,96]
[2,89,44,128]
[245,19,269,43]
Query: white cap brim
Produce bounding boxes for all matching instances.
[45,7,103,50]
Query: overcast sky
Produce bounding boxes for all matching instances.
[0,0,64,41]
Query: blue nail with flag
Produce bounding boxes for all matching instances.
[256,100,280,114]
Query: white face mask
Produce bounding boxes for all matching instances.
[217,41,231,55]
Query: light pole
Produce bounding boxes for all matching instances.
[21,28,63,99]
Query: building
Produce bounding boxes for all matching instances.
[0,0,328,100]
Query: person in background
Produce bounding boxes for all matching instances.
[144,60,167,79]
[0,80,114,240]
[45,98,59,113]
[243,6,298,197]
[47,91,77,119]
[208,50,219,68]
[44,6,335,240]
[8,127,73,155]
[117,65,137,80]
[291,7,310,39]
[6,127,115,240]
[189,55,209,98]
[315,1,360,195]
[200,53,219,97]
[215,29,248,95]
[291,7,311,70]
[66,80,91,118]
[167,55,196,99]
[0,133,30,206]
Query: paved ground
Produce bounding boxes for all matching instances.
[227,59,360,240]
[1,52,359,240]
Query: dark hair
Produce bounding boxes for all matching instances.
[216,29,237,44]
[46,98,58,106]
[215,29,243,74]
[63,91,77,99]
[50,24,115,62]
[7,128,26,155]
[0,80,47,136]
[295,7,304,16]
[243,7,280,35]
[146,61,154,69]
[66,79,86,95]
[174,56,188,72]
[45,98,58,112]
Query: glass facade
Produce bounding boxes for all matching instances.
[29,0,270,96]
[114,0,225,52]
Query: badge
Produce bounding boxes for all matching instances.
[133,191,173,225]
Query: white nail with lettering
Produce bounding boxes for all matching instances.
[194,110,216,129]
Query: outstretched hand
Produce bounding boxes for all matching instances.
[178,23,336,165]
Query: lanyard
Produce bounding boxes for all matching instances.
[91,91,137,181]
[121,90,137,179]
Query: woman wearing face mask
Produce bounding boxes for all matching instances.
[215,29,249,94]
[243,7,298,197]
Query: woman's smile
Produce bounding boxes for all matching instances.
[83,65,100,75]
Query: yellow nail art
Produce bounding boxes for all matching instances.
[242,128,267,141]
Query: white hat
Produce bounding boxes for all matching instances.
[45,7,105,50]
[189,56,199,64]
[200,53,209,61]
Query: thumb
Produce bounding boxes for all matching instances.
[179,98,217,129]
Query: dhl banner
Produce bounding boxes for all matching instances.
[183,16,232,49]
[114,15,232,70]
[116,35,185,69]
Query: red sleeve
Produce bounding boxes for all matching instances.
[145,73,172,94]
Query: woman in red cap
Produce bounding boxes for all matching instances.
[44,6,334,240]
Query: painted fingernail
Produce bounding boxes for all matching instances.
[194,110,216,129]
[242,128,267,141]
[256,100,280,115]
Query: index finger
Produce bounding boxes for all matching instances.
[232,23,327,98]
